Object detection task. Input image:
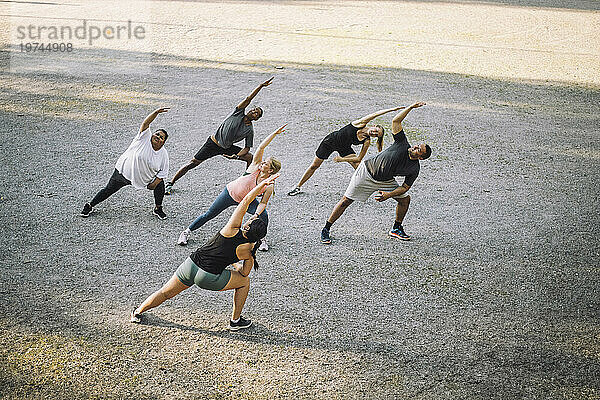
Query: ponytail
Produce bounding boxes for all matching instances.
[375,124,385,152]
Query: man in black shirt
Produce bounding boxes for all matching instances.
[320,102,431,244]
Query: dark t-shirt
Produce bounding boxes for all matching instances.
[214,107,254,149]
[364,130,420,185]
[190,230,249,275]
[325,123,364,149]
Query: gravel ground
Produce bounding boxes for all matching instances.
[1,1,599,399]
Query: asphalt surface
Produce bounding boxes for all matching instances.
[0,1,599,399]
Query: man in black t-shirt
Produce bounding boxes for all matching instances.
[320,102,432,244]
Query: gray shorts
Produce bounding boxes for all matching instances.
[175,257,231,291]
[344,162,409,202]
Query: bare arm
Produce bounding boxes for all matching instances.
[248,124,287,170]
[374,183,411,202]
[224,147,251,160]
[221,173,280,235]
[236,77,274,110]
[139,108,169,133]
[392,102,425,134]
[352,106,403,128]
[333,140,370,164]
[252,185,274,216]
[234,253,254,277]
[146,177,163,190]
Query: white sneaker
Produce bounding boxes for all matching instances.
[258,239,269,252]
[177,229,191,246]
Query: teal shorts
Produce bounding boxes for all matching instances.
[175,257,231,291]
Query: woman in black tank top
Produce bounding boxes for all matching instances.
[287,107,403,196]
[131,174,280,331]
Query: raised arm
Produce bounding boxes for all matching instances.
[139,108,169,133]
[392,102,425,133]
[221,173,280,234]
[352,106,403,128]
[236,77,274,110]
[249,124,287,169]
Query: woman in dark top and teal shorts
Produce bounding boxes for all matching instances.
[287,106,403,196]
[130,174,279,331]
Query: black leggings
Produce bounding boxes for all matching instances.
[90,169,165,207]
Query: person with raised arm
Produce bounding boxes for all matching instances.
[80,107,170,219]
[177,124,287,251]
[320,102,432,244]
[131,173,279,331]
[287,106,403,196]
[165,77,274,195]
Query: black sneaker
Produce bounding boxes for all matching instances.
[80,203,93,217]
[287,187,302,196]
[229,316,252,331]
[130,308,142,324]
[320,227,332,244]
[389,227,411,240]
[153,206,167,220]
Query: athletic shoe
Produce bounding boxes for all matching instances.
[130,308,142,324]
[164,183,174,195]
[287,187,302,196]
[229,316,252,331]
[258,239,269,252]
[389,227,411,241]
[177,229,191,246]
[320,228,332,244]
[153,206,167,220]
[80,203,93,217]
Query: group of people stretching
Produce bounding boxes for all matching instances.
[80,78,432,330]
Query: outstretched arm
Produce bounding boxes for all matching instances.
[248,124,287,170]
[392,102,425,134]
[139,108,169,133]
[236,77,274,110]
[352,106,403,128]
[221,173,280,233]
[333,140,370,164]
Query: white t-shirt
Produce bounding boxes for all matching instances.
[115,127,169,189]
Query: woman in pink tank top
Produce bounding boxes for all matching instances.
[177,124,287,250]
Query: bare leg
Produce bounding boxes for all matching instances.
[394,195,410,223]
[135,275,190,315]
[170,159,202,185]
[296,157,324,188]
[220,271,250,320]
[327,196,354,224]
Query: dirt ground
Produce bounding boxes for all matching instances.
[0,1,599,399]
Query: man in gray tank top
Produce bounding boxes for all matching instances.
[165,77,274,194]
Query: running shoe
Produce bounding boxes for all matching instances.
[320,228,332,244]
[287,187,302,196]
[177,229,191,246]
[164,182,174,195]
[130,308,142,324]
[389,227,411,241]
[80,203,93,217]
[153,206,167,220]
[258,239,269,251]
[229,316,252,331]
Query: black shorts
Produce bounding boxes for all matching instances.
[194,137,242,162]
[315,136,355,160]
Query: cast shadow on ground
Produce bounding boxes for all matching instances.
[141,314,396,355]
